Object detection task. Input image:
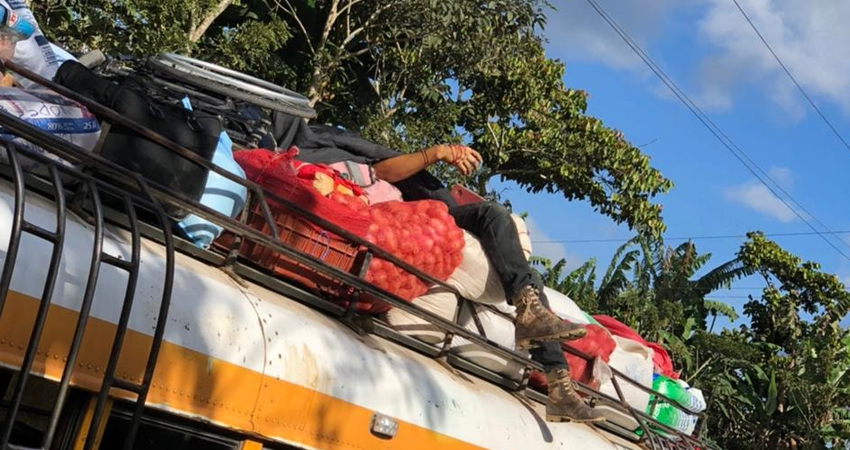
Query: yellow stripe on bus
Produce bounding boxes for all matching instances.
[0,291,486,450]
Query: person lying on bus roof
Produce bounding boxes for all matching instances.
[261,112,605,424]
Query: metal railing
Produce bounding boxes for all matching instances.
[0,139,175,450]
[0,59,716,450]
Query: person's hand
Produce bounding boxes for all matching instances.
[0,37,15,62]
[432,144,482,176]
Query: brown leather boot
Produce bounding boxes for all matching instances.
[513,285,587,350]
[546,368,606,423]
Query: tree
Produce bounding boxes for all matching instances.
[31,0,294,84]
[538,233,850,449]
[698,232,850,450]
[33,0,673,236]
[538,236,746,336]
[534,235,747,377]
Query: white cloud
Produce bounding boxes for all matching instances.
[544,0,684,71]
[695,0,850,115]
[545,0,850,119]
[767,166,793,190]
[724,166,798,222]
[523,216,585,272]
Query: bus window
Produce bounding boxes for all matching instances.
[0,368,63,447]
[99,408,240,450]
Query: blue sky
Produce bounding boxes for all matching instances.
[496,0,850,329]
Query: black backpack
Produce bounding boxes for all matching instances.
[54,61,221,218]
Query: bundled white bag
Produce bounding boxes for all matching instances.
[544,287,590,324]
[510,214,533,260]
[445,231,490,299]
[446,231,508,304]
[446,213,532,303]
[385,287,458,345]
[451,301,525,380]
[0,88,100,171]
[596,336,655,430]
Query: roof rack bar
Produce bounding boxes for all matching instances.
[121,175,176,450]
[81,188,142,450]
[573,377,705,449]
[42,181,106,446]
[562,343,705,419]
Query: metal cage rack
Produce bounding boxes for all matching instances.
[0,60,717,450]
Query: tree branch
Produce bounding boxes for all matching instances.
[307,0,342,105]
[272,0,316,56]
[341,0,400,47]
[188,0,235,43]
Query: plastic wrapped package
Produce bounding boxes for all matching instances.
[0,88,100,172]
[178,131,247,248]
[596,336,655,431]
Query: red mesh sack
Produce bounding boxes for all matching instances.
[529,324,617,392]
[234,148,371,237]
[363,200,465,304]
[593,315,679,379]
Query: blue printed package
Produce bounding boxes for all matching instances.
[0,5,34,39]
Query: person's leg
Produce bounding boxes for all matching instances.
[448,204,603,423]
[448,202,586,347]
[448,202,534,300]
[530,273,605,423]
[528,273,568,371]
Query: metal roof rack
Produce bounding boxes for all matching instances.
[0,59,718,450]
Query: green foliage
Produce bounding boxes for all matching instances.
[196,16,295,84]
[31,0,293,86]
[534,236,747,361]
[699,232,850,450]
[531,233,850,449]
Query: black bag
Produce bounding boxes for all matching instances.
[54,61,221,218]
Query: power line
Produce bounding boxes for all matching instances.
[731,0,850,155]
[531,229,850,245]
[583,0,850,262]
[729,0,850,251]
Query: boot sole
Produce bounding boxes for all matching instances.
[546,414,606,424]
[516,329,587,351]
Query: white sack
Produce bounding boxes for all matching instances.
[510,214,532,260]
[451,301,524,380]
[596,336,655,431]
[544,287,590,324]
[385,287,457,345]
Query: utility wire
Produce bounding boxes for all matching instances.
[731,0,850,154]
[729,0,850,250]
[583,0,850,262]
[532,229,850,244]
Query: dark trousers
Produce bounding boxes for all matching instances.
[449,202,568,372]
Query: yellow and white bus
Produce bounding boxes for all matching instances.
[0,59,711,450]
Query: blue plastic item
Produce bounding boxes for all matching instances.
[178,131,247,248]
[0,5,34,40]
[177,98,247,248]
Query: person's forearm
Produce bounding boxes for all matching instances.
[373,146,446,183]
